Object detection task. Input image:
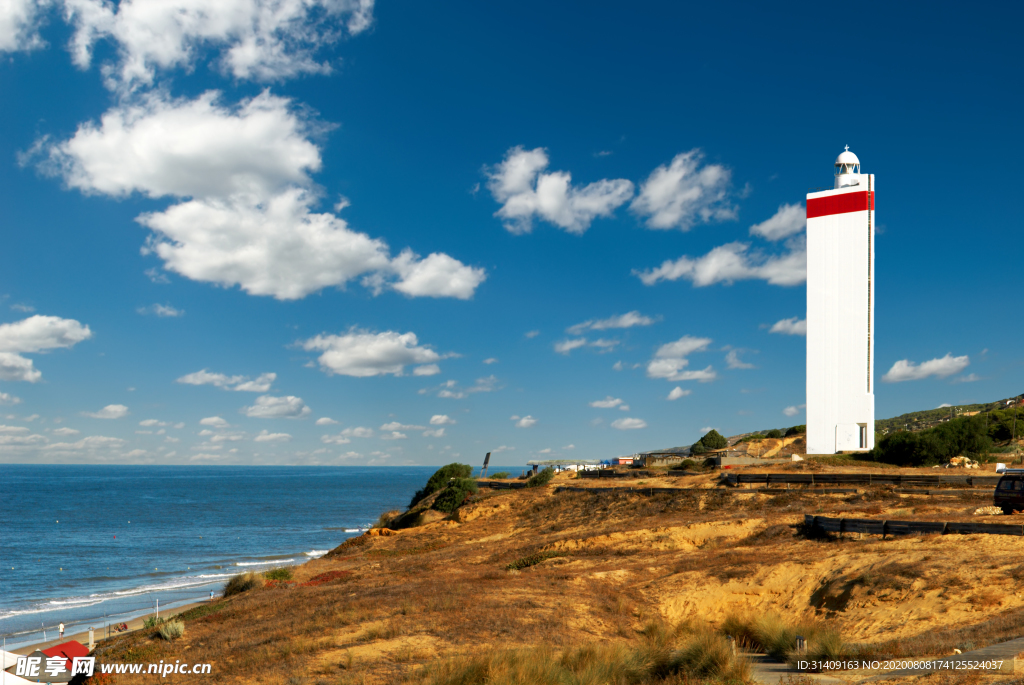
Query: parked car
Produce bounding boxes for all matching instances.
[994,470,1024,514]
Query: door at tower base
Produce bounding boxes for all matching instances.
[805,149,875,455]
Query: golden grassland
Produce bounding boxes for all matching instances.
[91,466,1024,685]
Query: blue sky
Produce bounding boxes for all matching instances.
[1,1,1020,466]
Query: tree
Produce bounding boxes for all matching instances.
[409,463,473,508]
[690,441,708,455]
[784,425,806,437]
[700,429,728,450]
[765,429,783,439]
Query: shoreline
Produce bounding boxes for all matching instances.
[9,599,214,656]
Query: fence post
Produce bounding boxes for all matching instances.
[796,636,806,655]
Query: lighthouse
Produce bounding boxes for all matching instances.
[805,147,875,454]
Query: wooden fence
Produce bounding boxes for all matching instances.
[722,472,1002,487]
[804,514,1024,537]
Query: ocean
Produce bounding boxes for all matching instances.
[0,464,437,649]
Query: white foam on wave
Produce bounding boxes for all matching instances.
[234,559,294,567]
[0,572,235,621]
[304,550,328,558]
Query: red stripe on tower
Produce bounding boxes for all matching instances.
[807,191,874,219]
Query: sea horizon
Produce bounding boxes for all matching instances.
[0,464,445,649]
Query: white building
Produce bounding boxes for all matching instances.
[806,147,875,454]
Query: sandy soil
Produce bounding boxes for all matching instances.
[88,467,1024,684]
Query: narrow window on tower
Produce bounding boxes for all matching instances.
[858,424,868,449]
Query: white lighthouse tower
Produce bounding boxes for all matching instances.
[805,147,875,454]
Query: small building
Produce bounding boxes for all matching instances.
[614,457,635,466]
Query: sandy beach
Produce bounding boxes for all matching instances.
[9,599,214,656]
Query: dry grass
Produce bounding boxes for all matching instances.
[93,471,1024,684]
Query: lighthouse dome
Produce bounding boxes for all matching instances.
[835,148,860,166]
[833,146,861,188]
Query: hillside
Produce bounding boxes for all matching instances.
[92,464,1024,684]
[876,394,1022,435]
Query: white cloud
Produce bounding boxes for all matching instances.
[413,364,441,376]
[137,303,184,317]
[783,404,805,417]
[380,421,425,431]
[567,311,659,335]
[423,427,445,438]
[242,394,311,419]
[492,445,514,454]
[63,0,376,89]
[301,329,447,377]
[254,429,291,442]
[145,267,170,283]
[725,350,755,370]
[589,396,624,409]
[430,414,455,426]
[39,90,482,302]
[667,387,690,400]
[513,415,537,428]
[45,435,126,451]
[554,338,587,354]
[524,330,540,339]
[938,403,953,408]
[611,417,647,430]
[177,369,276,392]
[482,357,498,365]
[0,315,93,382]
[387,250,487,300]
[0,425,29,434]
[630,150,734,230]
[429,375,500,399]
[315,417,338,426]
[647,335,717,383]
[0,0,48,53]
[138,419,168,427]
[10,304,35,312]
[176,368,274,389]
[769,317,807,336]
[0,392,22,405]
[200,416,228,427]
[321,426,373,444]
[882,354,970,383]
[52,427,81,436]
[953,373,981,383]
[486,146,634,235]
[83,404,129,419]
[564,444,575,450]
[636,237,807,288]
[380,431,407,440]
[749,203,805,241]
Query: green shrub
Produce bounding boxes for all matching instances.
[263,567,293,581]
[678,459,700,471]
[488,471,511,479]
[785,425,806,437]
[872,415,992,466]
[700,429,728,450]
[690,441,707,455]
[158,620,184,641]
[765,428,783,439]
[432,478,479,513]
[142,616,164,629]
[409,463,473,508]
[526,467,555,487]
[223,571,264,597]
